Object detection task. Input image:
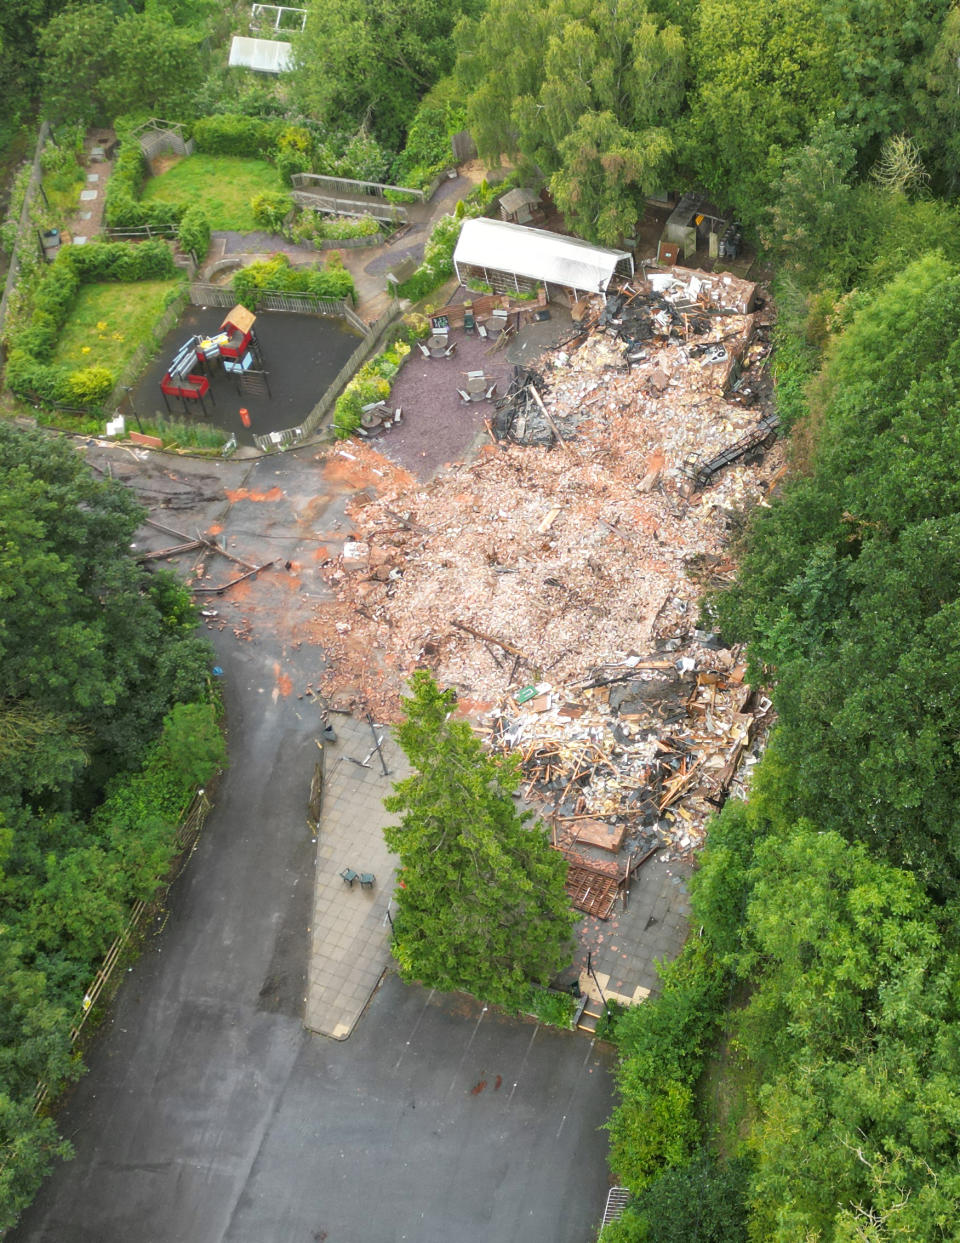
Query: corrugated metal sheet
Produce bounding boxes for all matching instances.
[453,218,632,293]
[228,36,294,73]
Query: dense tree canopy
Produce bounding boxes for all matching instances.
[0,426,222,1229]
[714,254,960,893]
[292,0,481,149]
[457,0,684,242]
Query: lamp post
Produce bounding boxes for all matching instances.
[123,386,143,433]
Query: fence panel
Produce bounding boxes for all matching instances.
[291,189,407,224]
[291,172,425,201]
[259,291,347,316]
[188,282,238,307]
[450,130,478,163]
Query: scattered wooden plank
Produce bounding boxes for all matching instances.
[191,561,275,595]
[452,618,532,665]
[537,506,563,534]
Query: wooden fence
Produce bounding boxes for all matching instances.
[291,189,408,224]
[260,290,354,316]
[291,171,425,202]
[32,787,213,1114]
[187,282,238,308]
[104,222,179,241]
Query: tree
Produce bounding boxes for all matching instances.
[293,0,481,148]
[551,111,672,245]
[763,117,858,282]
[383,671,575,1005]
[38,2,115,124]
[458,0,685,229]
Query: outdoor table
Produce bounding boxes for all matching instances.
[466,372,487,400]
[428,335,448,357]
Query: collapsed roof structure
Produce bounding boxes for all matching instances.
[312,263,778,904]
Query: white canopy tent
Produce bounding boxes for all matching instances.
[228,36,294,73]
[453,218,633,298]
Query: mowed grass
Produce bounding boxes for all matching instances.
[53,279,183,373]
[140,154,283,232]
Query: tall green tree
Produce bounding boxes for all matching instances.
[457,0,684,240]
[384,671,575,1005]
[293,0,481,148]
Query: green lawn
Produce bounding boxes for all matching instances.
[140,154,283,232]
[53,279,182,373]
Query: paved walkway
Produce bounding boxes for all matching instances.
[307,716,409,1039]
[575,854,693,1009]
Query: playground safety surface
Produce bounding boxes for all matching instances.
[132,305,363,445]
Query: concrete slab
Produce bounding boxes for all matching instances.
[79,189,97,201]
[306,716,409,1038]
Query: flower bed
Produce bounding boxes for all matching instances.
[332,314,430,439]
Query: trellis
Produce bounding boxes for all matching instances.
[133,119,195,164]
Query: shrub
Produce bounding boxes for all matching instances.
[522,985,576,1027]
[607,941,729,1193]
[65,366,114,405]
[177,205,210,260]
[250,191,292,232]
[274,124,312,184]
[231,252,355,308]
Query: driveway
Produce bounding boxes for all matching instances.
[9,447,615,1243]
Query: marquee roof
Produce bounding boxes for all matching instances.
[453,218,632,292]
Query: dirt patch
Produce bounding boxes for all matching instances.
[273,662,294,697]
[225,487,285,503]
[319,445,415,494]
[150,153,183,177]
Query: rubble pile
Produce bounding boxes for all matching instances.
[311,265,780,879]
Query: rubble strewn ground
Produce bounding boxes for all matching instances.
[311,265,779,928]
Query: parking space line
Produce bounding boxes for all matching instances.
[393,988,435,1071]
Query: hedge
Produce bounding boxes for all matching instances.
[192,114,282,158]
[104,141,183,230]
[5,240,178,406]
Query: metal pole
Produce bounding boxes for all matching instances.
[586,951,610,1013]
[366,712,391,777]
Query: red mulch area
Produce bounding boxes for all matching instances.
[373,328,516,479]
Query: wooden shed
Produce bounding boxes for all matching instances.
[499,187,542,225]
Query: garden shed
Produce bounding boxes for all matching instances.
[228,35,294,73]
[453,219,633,300]
[499,187,542,225]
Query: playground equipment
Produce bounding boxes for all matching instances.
[160,306,267,413]
[160,337,213,414]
